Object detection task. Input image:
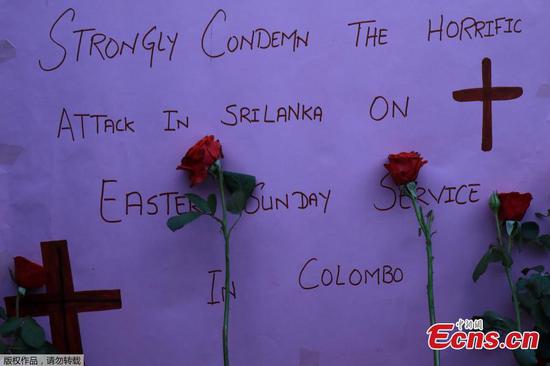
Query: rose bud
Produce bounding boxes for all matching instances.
[14,256,47,289]
[497,192,533,221]
[488,191,500,214]
[384,152,427,186]
[177,135,223,186]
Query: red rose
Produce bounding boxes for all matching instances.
[498,192,533,221]
[384,152,427,186]
[177,135,223,186]
[14,256,47,289]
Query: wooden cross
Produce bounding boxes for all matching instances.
[4,240,122,354]
[452,57,523,152]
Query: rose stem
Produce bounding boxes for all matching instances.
[407,183,440,366]
[216,161,231,366]
[494,214,522,331]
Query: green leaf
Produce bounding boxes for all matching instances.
[167,212,203,232]
[473,310,515,334]
[0,317,22,336]
[207,194,217,215]
[522,266,545,276]
[0,340,6,353]
[0,307,7,320]
[473,246,512,282]
[542,297,550,318]
[223,171,256,214]
[539,235,550,250]
[20,317,45,349]
[185,193,211,213]
[513,349,538,366]
[521,222,540,241]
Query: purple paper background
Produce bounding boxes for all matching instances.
[1,0,550,365]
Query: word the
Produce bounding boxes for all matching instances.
[298,257,403,290]
[347,20,389,47]
[427,323,539,351]
[208,270,236,305]
[245,183,331,214]
[369,96,410,122]
[221,103,323,126]
[201,9,309,58]
[428,15,522,42]
[57,107,135,141]
[39,8,178,71]
[374,173,481,211]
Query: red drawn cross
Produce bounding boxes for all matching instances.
[453,58,523,152]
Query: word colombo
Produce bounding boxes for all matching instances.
[298,257,403,290]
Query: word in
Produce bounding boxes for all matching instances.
[208,270,236,305]
[39,8,178,71]
[298,257,403,290]
[453,58,523,151]
[221,103,323,126]
[163,110,190,131]
[374,173,481,211]
[201,9,309,58]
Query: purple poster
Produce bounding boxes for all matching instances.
[1,0,549,365]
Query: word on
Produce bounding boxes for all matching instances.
[369,96,410,122]
[221,103,323,126]
[39,8,178,71]
[298,257,403,290]
[373,173,481,211]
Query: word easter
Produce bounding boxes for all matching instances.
[201,9,309,58]
[57,107,135,141]
[347,20,389,48]
[39,8,178,71]
[221,103,323,126]
[208,270,236,306]
[373,173,481,211]
[428,15,522,42]
[298,257,404,290]
[99,180,331,223]
[245,182,331,214]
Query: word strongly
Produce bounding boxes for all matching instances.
[221,103,323,126]
[208,270,236,306]
[39,8,178,71]
[347,20,389,48]
[245,182,331,214]
[427,15,522,42]
[57,107,135,141]
[298,257,403,290]
[373,173,481,211]
[201,9,309,58]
